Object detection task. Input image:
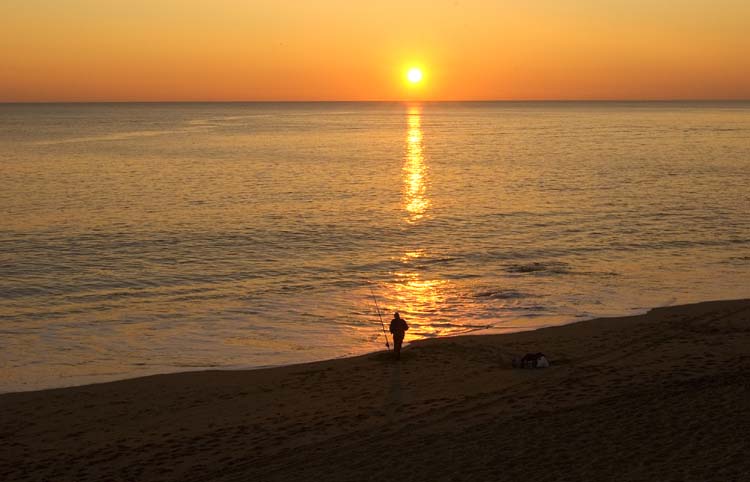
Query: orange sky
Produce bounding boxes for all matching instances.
[1,0,749,102]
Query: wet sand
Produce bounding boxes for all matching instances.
[2,299,750,481]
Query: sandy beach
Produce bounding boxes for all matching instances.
[2,299,749,481]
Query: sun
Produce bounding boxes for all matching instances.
[407,67,423,84]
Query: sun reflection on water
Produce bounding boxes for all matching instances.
[380,106,454,339]
[404,106,429,222]
[360,106,470,342]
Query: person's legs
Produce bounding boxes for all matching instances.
[394,335,403,359]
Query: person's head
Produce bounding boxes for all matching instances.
[394,312,400,319]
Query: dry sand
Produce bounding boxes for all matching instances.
[2,299,750,481]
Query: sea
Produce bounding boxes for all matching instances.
[1,101,749,392]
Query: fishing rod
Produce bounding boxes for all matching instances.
[369,286,390,351]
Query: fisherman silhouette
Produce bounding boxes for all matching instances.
[389,312,409,360]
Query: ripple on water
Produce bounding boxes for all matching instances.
[505,261,572,275]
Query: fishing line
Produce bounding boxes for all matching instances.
[369,285,390,351]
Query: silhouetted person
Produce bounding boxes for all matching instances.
[389,312,409,360]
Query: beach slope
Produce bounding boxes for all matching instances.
[2,299,750,481]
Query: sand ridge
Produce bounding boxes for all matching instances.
[2,299,749,481]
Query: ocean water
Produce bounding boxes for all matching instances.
[1,101,749,392]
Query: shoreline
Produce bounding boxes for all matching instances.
[0,298,695,395]
[3,298,750,481]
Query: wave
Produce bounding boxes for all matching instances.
[505,261,571,275]
[474,289,530,300]
[33,126,211,145]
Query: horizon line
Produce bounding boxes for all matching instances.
[2,98,750,105]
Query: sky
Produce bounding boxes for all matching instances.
[1,0,749,102]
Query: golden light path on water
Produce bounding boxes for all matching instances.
[387,106,452,338]
[404,106,429,222]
